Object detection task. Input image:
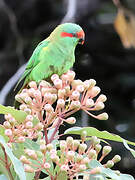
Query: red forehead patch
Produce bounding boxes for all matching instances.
[61,32,73,38]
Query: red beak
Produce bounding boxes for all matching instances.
[76,30,85,45]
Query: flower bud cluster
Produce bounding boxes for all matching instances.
[3,113,42,143]
[15,70,108,131]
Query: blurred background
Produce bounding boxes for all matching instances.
[0,0,135,177]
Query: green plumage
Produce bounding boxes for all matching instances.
[15,23,84,92]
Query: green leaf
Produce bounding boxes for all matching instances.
[118,174,134,180]
[123,139,135,158]
[24,139,40,151]
[26,172,35,180]
[56,171,67,180]
[0,125,9,142]
[64,127,135,146]
[0,135,26,180]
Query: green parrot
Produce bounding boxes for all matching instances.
[15,23,85,92]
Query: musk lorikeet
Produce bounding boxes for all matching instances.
[15,23,85,93]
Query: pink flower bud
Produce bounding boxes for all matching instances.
[89,86,101,98]
[3,121,11,128]
[50,154,59,163]
[47,144,53,151]
[70,100,81,109]
[58,89,66,98]
[5,129,12,136]
[44,104,54,113]
[85,99,94,108]
[19,104,28,111]
[66,117,76,124]
[53,79,62,89]
[20,93,28,100]
[71,80,83,88]
[79,143,87,154]
[64,85,70,94]
[50,149,57,154]
[51,74,59,82]
[18,136,25,143]
[57,99,65,108]
[94,102,105,110]
[20,155,30,164]
[28,88,36,96]
[24,165,34,173]
[82,157,90,164]
[4,114,12,121]
[76,154,83,163]
[66,136,74,147]
[44,162,51,169]
[97,113,108,120]
[40,144,46,153]
[24,108,31,114]
[51,94,57,103]
[96,94,107,102]
[72,91,80,100]
[39,80,51,88]
[60,164,69,172]
[76,85,84,92]
[15,94,22,103]
[26,115,33,122]
[27,149,37,160]
[67,150,75,160]
[60,140,67,151]
[35,122,43,131]
[44,92,52,101]
[66,70,75,81]
[73,140,80,150]
[28,81,37,89]
[24,96,32,104]
[25,121,33,129]
[8,117,16,125]
[60,74,69,81]
[33,90,41,99]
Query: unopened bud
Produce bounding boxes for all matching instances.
[76,85,84,93]
[25,121,33,129]
[5,129,12,136]
[76,154,83,163]
[112,155,121,163]
[24,108,31,114]
[25,115,33,122]
[64,85,70,94]
[85,98,94,108]
[60,164,69,172]
[66,136,74,147]
[4,114,12,121]
[72,91,80,100]
[47,144,53,151]
[82,157,90,164]
[94,102,105,110]
[70,100,81,109]
[24,165,34,173]
[40,144,46,154]
[44,104,54,113]
[97,113,108,120]
[57,99,65,108]
[89,86,101,98]
[24,97,32,104]
[67,150,75,161]
[102,146,112,156]
[72,80,83,88]
[44,162,51,169]
[91,136,100,146]
[66,70,75,81]
[3,121,11,128]
[88,149,97,159]
[54,79,62,89]
[35,122,43,131]
[95,144,102,153]
[73,140,80,150]
[60,140,67,151]
[97,94,107,102]
[106,160,114,168]
[17,136,25,143]
[81,131,87,141]
[66,117,76,124]
[58,89,66,98]
[51,74,59,82]
[20,156,30,164]
[19,104,28,111]
[20,93,28,100]
[15,94,22,103]
[79,143,87,154]
[50,154,59,163]
[29,81,37,89]
[25,149,37,160]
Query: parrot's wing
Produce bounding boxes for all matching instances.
[14,39,50,90]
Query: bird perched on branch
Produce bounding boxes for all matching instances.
[15,23,85,94]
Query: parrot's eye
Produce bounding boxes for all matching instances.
[72,33,77,37]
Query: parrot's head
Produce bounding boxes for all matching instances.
[50,23,85,46]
